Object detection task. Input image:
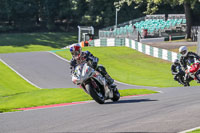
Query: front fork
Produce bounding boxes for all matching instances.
[81,78,102,95]
[92,75,113,99]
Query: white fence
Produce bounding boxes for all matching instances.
[89,38,180,62]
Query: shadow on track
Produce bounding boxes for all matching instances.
[105,99,158,104]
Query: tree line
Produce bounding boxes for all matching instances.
[118,0,200,38]
[0,0,199,34]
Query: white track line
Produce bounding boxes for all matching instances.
[156,91,163,93]
[179,126,200,133]
[114,80,158,88]
[48,51,158,89]
[47,51,70,63]
[0,51,159,90]
[0,51,161,115]
[0,58,42,89]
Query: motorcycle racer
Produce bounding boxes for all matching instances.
[179,46,200,83]
[171,59,188,86]
[69,43,116,89]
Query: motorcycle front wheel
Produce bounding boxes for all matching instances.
[195,70,200,83]
[85,83,105,104]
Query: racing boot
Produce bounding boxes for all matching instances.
[110,84,117,91]
[105,74,117,91]
[105,74,114,85]
[177,76,185,86]
[96,65,116,90]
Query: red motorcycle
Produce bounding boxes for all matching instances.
[186,58,200,83]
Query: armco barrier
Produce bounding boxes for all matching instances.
[89,38,180,62]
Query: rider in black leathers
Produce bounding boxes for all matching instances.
[70,44,116,89]
[171,59,189,86]
[179,46,200,83]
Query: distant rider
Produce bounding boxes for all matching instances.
[69,43,116,89]
[171,59,188,86]
[179,46,200,83]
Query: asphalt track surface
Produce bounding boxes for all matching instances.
[0,52,200,133]
[0,52,156,90]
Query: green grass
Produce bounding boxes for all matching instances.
[0,33,157,112]
[0,60,156,113]
[0,45,57,53]
[188,129,200,133]
[170,46,197,53]
[0,61,38,97]
[0,32,77,53]
[55,47,199,87]
[0,88,156,113]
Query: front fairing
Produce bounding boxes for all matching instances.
[72,63,113,99]
[72,63,96,85]
[187,58,200,73]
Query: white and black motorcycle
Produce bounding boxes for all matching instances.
[72,62,120,104]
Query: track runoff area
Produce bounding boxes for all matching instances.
[0,50,200,132]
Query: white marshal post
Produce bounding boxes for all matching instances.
[78,26,81,43]
[197,29,200,55]
[77,26,94,43]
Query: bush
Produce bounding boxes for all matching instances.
[0,26,14,33]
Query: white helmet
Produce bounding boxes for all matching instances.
[70,43,82,59]
[179,46,188,56]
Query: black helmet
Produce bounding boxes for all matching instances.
[174,59,179,65]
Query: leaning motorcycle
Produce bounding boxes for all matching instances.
[72,62,120,104]
[175,65,190,86]
[186,58,200,83]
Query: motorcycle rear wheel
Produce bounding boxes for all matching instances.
[85,83,105,104]
[111,88,120,102]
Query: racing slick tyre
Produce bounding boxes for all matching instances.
[85,83,105,104]
[111,88,120,102]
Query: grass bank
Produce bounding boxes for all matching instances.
[0,32,77,53]
[188,129,200,133]
[0,88,156,113]
[171,46,197,53]
[0,60,156,113]
[55,47,199,87]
